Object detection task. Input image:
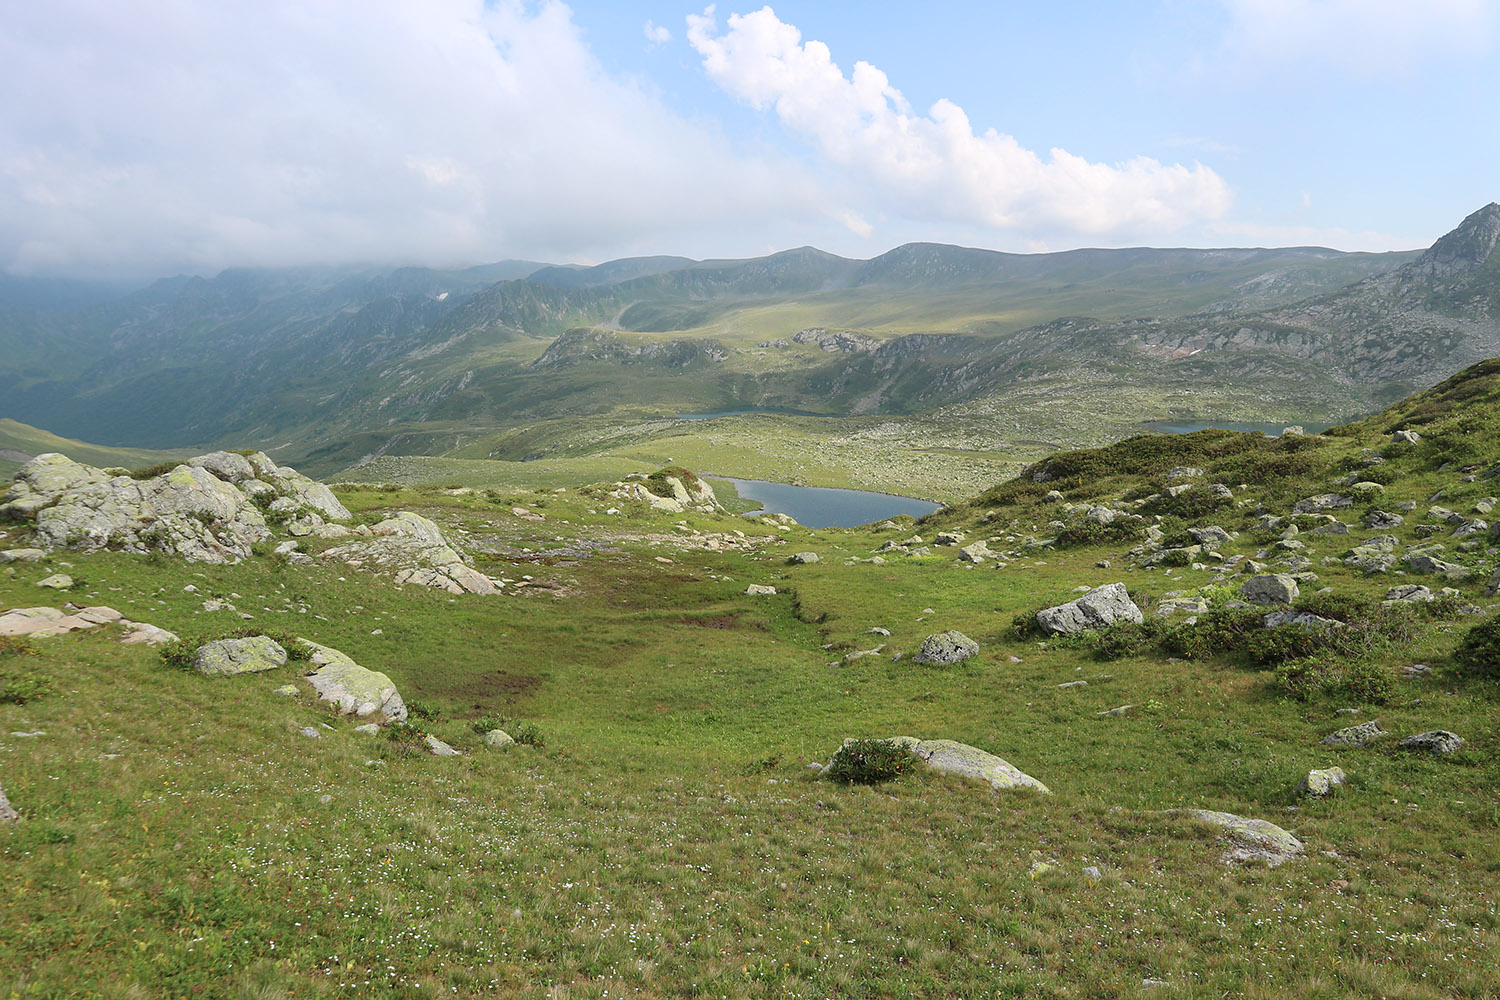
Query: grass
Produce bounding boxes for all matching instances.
[4,370,1500,996]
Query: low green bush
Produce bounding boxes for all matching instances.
[1161,608,1265,660]
[823,739,920,785]
[1272,655,1394,704]
[468,712,545,747]
[1453,614,1500,678]
[0,670,53,705]
[1092,620,1169,661]
[1051,519,1142,549]
[382,722,431,759]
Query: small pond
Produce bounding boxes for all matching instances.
[1141,419,1333,436]
[709,477,940,529]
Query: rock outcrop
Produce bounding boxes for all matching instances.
[0,605,177,645]
[321,512,498,595]
[0,451,352,564]
[1399,730,1465,753]
[902,738,1051,793]
[1036,583,1143,634]
[0,784,18,823]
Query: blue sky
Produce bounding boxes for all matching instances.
[1,0,1496,278]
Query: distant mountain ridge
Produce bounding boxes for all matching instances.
[4,210,1497,471]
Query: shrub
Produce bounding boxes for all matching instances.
[158,638,198,671]
[1009,608,1047,640]
[382,722,431,759]
[158,628,311,670]
[1248,625,1333,666]
[1453,614,1500,678]
[645,466,701,499]
[1092,620,1169,661]
[1161,607,1265,660]
[1051,519,1142,549]
[823,739,921,785]
[1140,489,1231,520]
[1272,655,1394,704]
[0,670,53,704]
[0,636,36,658]
[1422,592,1468,619]
[406,699,443,722]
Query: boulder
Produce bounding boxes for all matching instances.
[1344,535,1400,574]
[1035,583,1143,635]
[1239,574,1299,606]
[300,640,407,722]
[193,636,287,676]
[1297,767,1347,797]
[1320,721,1387,747]
[933,532,965,546]
[1398,730,1464,754]
[745,584,777,596]
[1384,584,1433,603]
[1403,553,1472,580]
[790,551,820,564]
[1175,809,1303,866]
[957,542,992,564]
[1263,611,1341,630]
[905,738,1050,793]
[35,574,72,590]
[0,784,19,823]
[1293,493,1352,514]
[0,548,46,564]
[483,729,516,747]
[1391,429,1421,444]
[322,512,498,595]
[913,630,980,666]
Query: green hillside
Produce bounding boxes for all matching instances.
[0,418,181,480]
[2,363,1499,998]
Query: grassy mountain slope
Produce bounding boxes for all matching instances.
[0,418,181,480]
[3,364,1499,998]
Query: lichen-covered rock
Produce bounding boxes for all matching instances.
[299,640,407,722]
[957,541,992,563]
[1239,574,1299,606]
[35,574,72,589]
[2,455,272,564]
[1398,730,1465,754]
[322,512,498,595]
[1297,767,1347,797]
[1293,493,1352,514]
[1036,583,1143,634]
[1403,553,1472,580]
[0,548,46,563]
[790,551,820,564]
[913,630,979,666]
[1175,809,1303,865]
[1386,584,1434,603]
[1263,611,1341,630]
[193,636,287,676]
[483,729,516,747]
[745,584,777,596]
[425,736,461,756]
[829,736,1049,793]
[1320,721,1387,746]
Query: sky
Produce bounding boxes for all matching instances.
[1,0,1496,279]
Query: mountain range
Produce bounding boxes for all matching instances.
[1,204,1496,484]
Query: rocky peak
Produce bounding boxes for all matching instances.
[1422,202,1500,269]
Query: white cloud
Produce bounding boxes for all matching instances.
[0,0,827,277]
[643,19,672,44]
[1217,0,1494,74]
[686,5,1232,238]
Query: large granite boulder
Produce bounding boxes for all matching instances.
[299,640,408,721]
[321,512,497,595]
[913,630,980,666]
[193,636,287,676]
[1036,583,1143,635]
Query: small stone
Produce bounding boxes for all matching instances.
[1402,663,1434,678]
[1082,866,1102,880]
[790,551,819,564]
[1297,767,1347,797]
[745,584,777,596]
[483,728,515,747]
[273,684,299,697]
[299,727,320,739]
[913,630,980,666]
[1096,705,1133,717]
[425,735,461,756]
[35,574,73,589]
[353,723,380,735]
[1057,680,1088,688]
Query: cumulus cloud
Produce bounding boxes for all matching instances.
[686,5,1232,238]
[643,19,672,44]
[1217,0,1494,74]
[0,0,826,277]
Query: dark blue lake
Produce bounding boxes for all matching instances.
[1142,420,1333,436]
[710,477,940,529]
